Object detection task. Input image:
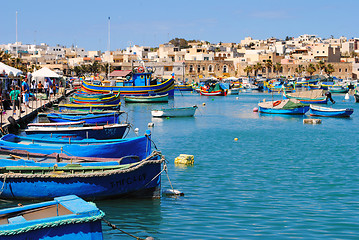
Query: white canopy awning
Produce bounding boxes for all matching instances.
[0,62,23,76]
[32,67,60,78]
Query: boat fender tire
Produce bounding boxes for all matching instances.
[273,100,281,107]
[138,67,145,73]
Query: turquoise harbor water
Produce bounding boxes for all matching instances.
[2,91,359,239]
[97,91,359,239]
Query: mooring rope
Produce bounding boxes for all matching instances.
[102,218,146,240]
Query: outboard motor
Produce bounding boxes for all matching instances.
[325,91,335,104]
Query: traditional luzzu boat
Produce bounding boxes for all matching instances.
[200,83,227,96]
[151,106,198,117]
[0,195,104,239]
[46,111,121,124]
[0,131,152,159]
[58,103,121,112]
[27,121,86,128]
[309,105,354,117]
[71,92,121,105]
[258,99,309,115]
[175,83,193,91]
[0,150,164,200]
[124,93,169,103]
[81,67,175,96]
[283,89,328,104]
[328,85,349,93]
[25,123,129,140]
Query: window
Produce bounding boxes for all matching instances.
[345,69,348,72]
[189,65,193,73]
[197,65,201,73]
[202,66,205,71]
[223,65,227,73]
[209,65,213,72]
[339,69,342,72]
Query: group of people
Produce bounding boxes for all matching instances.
[2,77,58,115]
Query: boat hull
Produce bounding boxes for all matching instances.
[0,195,104,239]
[258,106,309,115]
[0,158,162,200]
[0,134,151,159]
[25,124,129,140]
[200,90,227,96]
[58,103,121,112]
[81,78,175,96]
[151,106,197,117]
[309,106,353,117]
[124,94,169,103]
[47,112,121,124]
[175,84,193,91]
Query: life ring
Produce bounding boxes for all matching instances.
[273,100,281,107]
[138,67,145,73]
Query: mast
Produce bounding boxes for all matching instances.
[16,11,18,59]
[107,17,110,79]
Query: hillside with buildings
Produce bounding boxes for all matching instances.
[1,34,359,81]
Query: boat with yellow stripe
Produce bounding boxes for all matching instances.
[81,67,175,97]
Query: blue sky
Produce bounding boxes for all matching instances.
[1,0,358,51]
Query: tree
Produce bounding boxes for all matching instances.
[101,63,114,79]
[253,62,262,77]
[244,65,253,77]
[316,60,326,75]
[306,63,316,76]
[89,61,101,75]
[264,60,273,78]
[324,64,335,77]
[169,38,189,49]
[0,50,12,65]
[295,65,305,76]
[273,62,282,77]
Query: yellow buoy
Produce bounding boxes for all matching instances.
[175,154,194,165]
[202,103,206,106]
[234,138,238,141]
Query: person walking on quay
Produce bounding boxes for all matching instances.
[21,77,31,109]
[30,80,36,93]
[44,78,50,99]
[37,81,43,93]
[9,86,23,115]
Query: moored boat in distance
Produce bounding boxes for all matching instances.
[258,99,309,115]
[284,89,329,104]
[59,103,121,112]
[151,106,198,117]
[81,67,175,96]
[124,93,169,103]
[0,195,104,239]
[175,83,193,91]
[309,105,354,117]
[46,111,121,124]
[25,123,129,140]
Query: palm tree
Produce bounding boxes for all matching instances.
[264,60,273,78]
[316,60,326,75]
[295,65,305,76]
[101,63,114,79]
[244,65,253,78]
[306,63,316,76]
[253,62,262,77]
[89,61,101,76]
[273,62,282,77]
[324,64,335,78]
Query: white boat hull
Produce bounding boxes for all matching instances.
[151,106,197,117]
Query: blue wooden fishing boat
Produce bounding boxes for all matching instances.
[309,105,354,117]
[124,93,169,103]
[58,103,121,112]
[0,151,164,200]
[258,99,309,115]
[328,85,349,93]
[0,131,152,159]
[81,67,175,96]
[175,84,193,91]
[46,111,121,124]
[25,123,129,140]
[0,195,104,239]
[71,92,121,105]
[27,121,85,128]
